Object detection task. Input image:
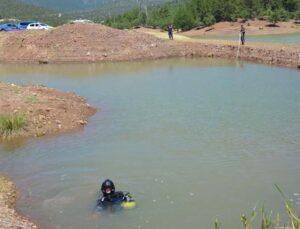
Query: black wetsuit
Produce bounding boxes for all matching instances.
[97,191,133,210]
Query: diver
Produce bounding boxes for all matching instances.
[97,179,136,210]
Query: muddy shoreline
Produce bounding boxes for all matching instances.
[0,23,299,69]
[0,175,39,229]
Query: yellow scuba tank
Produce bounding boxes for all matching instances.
[121,200,136,209]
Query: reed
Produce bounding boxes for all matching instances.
[214,185,300,229]
[0,113,27,138]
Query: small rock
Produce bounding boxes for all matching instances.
[39,114,46,121]
[39,60,48,64]
[207,53,214,57]
[55,120,61,124]
[58,124,62,129]
[36,132,46,137]
[86,52,91,56]
[79,120,88,125]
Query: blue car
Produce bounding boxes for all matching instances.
[0,24,20,32]
[18,21,36,30]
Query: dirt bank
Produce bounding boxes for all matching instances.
[167,38,300,69]
[0,23,168,63]
[0,175,38,229]
[0,23,299,69]
[0,82,96,140]
[182,19,300,36]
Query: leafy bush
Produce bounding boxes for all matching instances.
[269,10,280,24]
[295,10,300,21]
[277,8,290,21]
[173,6,196,31]
[147,5,173,30]
[203,14,216,26]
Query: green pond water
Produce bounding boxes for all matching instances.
[0,58,300,229]
[192,32,300,44]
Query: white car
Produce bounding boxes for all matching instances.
[27,22,53,30]
[71,19,93,24]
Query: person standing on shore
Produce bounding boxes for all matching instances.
[167,24,173,40]
[240,24,246,45]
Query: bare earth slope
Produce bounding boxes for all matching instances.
[0,23,299,67]
[0,23,169,63]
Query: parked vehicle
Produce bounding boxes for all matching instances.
[0,24,20,32]
[18,21,36,30]
[27,22,53,30]
[71,19,93,24]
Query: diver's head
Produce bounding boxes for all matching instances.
[101,179,115,196]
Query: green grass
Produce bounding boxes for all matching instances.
[25,96,39,104]
[214,185,300,229]
[0,114,27,138]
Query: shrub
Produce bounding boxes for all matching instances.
[294,10,300,22]
[173,6,196,31]
[277,8,290,21]
[268,10,280,25]
[203,14,216,26]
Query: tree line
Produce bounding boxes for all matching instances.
[104,0,300,30]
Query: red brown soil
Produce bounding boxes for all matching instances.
[0,175,38,229]
[0,23,299,69]
[0,23,169,63]
[0,82,96,140]
[182,19,300,36]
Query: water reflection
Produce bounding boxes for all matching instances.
[0,58,235,78]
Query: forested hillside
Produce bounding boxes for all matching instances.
[105,0,300,30]
[0,0,53,19]
[21,0,172,12]
[1,0,173,26]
